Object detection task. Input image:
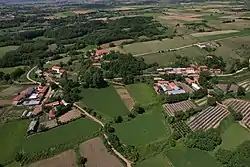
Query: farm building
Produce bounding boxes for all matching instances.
[90,49,109,61]
[49,108,57,119]
[32,105,43,115]
[185,78,195,85]
[50,66,66,76]
[156,80,186,95]
[192,83,201,90]
[44,100,68,107]
[27,120,39,134]
[12,87,35,105]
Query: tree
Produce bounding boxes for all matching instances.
[237,86,246,96]
[82,67,106,88]
[3,73,10,81]
[172,131,182,140]
[215,148,233,164]
[207,97,217,106]
[15,152,25,162]
[109,42,115,47]
[132,105,145,114]
[115,116,123,123]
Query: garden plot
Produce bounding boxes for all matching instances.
[223,99,250,127]
[172,120,191,136]
[216,84,239,93]
[28,150,77,167]
[114,85,135,111]
[163,100,196,116]
[188,105,229,131]
[58,108,83,123]
[159,15,201,21]
[79,137,124,167]
[191,30,239,37]
[238,79,250,92]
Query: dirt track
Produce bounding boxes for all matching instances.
[80,137,124,167]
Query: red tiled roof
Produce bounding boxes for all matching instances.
[169,82,176,87]
[33,105,42,115]
[95,49,108,56]
[186,67,194,71]
[185,78,195,84]
[158,81,168,84]
[51,66,61,69]
[59,69,65,73]
[199,66,208,69]
[38,86,48,93]
[49,108,56,118]
[44,101,62,107]
[13,87,34,101]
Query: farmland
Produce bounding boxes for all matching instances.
[223,99,250,127]
[0,66,27,74]
[0,46,19,58]
[79,137,124,167]
[127,83,157,106]
[172,121,191,136]
[166,148,221,167]
[28,150,77,167]
[22,118,100,154]
[114,85,135,111]
[163,100,196,116]
[188,106,229,131]
[0,120,29,164]
[114,105,170,146]
[0,85,33,100]
[79,86,129,118]
[220,123,250,150]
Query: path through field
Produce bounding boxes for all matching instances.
[74,103,132,167]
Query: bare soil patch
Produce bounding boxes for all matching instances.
[29,150,77,167]
[216,84,239,93]
[40,119,58,129]
[111,7,136,11]
[58,107,83,123]
[191,30,239,37]
[79,137,124,167]
[72,10,95,15]
[159,15,201,21]
[114,86,135,111]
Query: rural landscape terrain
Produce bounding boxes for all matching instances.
[1,0,250,167]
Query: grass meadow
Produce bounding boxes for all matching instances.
[0,46,19,58]
[136,154,171,167]
[166,148,221,167]
[220,123,250,150]
[114,105,170,146]
[22,118,100,154]
[80,86,129,118]
[127,83,157,106]
[0,120,29,164]
[0,66,27,74]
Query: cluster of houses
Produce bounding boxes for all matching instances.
[44,100,68,119]
[90,49,109,61]
[156,65,222,77]
[12,86,48,106]
[154,80,186,95]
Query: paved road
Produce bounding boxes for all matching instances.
[26,66,40,84]
[74,103,132,167]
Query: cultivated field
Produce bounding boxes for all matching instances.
[195,97,208,106]
[72,9,95,15]
[0,85,32,101]
[238,79,250,92]
[216,84,239,93]
[172,121,191,136]
[0,120,29,163]
[188,105,229,131]
[114,85,135,111]
[79,137,124,167]
[159,15,201,21]
[220,123,250,149]
[191,30,239,37]
[163,100,196,116]
[223,99,250,127]
[127,83,157,106]
[166,148,221,167]
[80,86,129,118]
[0,46,19,57]
[22,118,100,154]
[0,66,27,74]
[28,150,77,167]
[114,105,170,146]
[58,108,83,123]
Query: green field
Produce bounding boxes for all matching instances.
[0,120,29,163]
[136,154,172,167]
[54,11,75,18]
[0,66,27,74]
[123,35,198,55]
[127,83,157,105]
[80,86,129,118]
[22,118,100,154]
[114,105,170,146]
[0,46,19,57]
[220,123,250,150]
[195,97,207,106]
[166,148,221,167]
[5,162,20,167]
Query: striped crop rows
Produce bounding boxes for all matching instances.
[163,100,196,116]
[172,120,191,136]
[223,99,250,127]
[188,106,229,131]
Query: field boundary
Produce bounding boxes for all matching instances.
[114,85,135,111]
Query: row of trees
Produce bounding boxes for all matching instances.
[0,68,25,81]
